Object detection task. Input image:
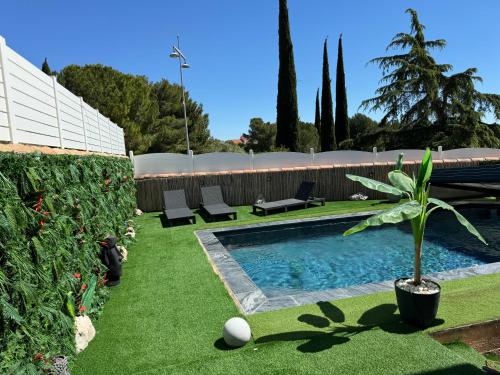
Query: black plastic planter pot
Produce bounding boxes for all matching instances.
[395,278,441,327]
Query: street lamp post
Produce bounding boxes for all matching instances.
[170,36,191,153]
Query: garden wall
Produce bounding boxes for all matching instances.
[135,159,484,212]
[0,152,135,373]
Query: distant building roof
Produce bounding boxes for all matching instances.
[228,135,249,145]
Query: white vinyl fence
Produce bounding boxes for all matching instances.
[132,148,500,178]
[0,35,126,155]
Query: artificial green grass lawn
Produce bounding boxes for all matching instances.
[72,201,500,375]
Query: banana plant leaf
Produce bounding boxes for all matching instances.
[388,171,414,193]
[344,201,422,236]
[395,152,404,170]
[346,174,404,196]
[416,148,433,187]
[427,198,487,245]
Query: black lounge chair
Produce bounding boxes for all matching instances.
[163,189,196,225]
[252,181,325,216]
[200,186,237,220]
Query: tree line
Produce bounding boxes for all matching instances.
[266,0,350,153]
[274,0,353,152]
[42,3,500,155]
[270,1,500,153]
[41,62,243,155]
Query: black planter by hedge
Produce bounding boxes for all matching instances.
[395,278,441,327]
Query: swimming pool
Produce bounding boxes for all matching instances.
[196,206,500,313]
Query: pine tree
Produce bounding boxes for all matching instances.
[320,39,336,151]
[361,9,500,127]
[335,34,350,145]
[275,0,299,151]
[314,88,321,143]
[41,58,53,76]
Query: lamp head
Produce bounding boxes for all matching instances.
[169,51,180,58]
[181,63,190,69]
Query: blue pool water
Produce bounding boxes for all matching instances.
[218,207,500,297]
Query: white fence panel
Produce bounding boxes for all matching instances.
[56,82,86,150]
[105,120,112,153]
[253,152,311,169]
[98,113,111,153]
[6,46,60,147]
[111,123,120,154]
[118,127,125,154]
[0,49,9,141]
[107,121,114,154]
[109,123,116,154]
[82,103,101,152]
[314,150,372,165]
[376,149,441,163]
[118,126,125,154]
[134,153,193,176]
[442,148,500,160]
[194,152,252,172]
[104,119,112,153]
[133,148,500,177]
[0,35,126,155]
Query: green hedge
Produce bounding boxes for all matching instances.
[0,153,135,374]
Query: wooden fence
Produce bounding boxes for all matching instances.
[136,160,481,212]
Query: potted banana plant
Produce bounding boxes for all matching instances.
[343,149,487,327]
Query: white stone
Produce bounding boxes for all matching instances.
[349,192,368,201]
[223,317,251,347]
[117,245,128,262]
[75,315,96,353]
[396,278,440,295]
[125,227,136,238]
[135,208,143,216]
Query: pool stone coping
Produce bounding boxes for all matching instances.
[195,210,500,315]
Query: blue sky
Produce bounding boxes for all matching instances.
[2,1,499,139]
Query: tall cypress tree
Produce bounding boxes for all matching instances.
[314,88,321,139]
[275,0,299,151]
[335,34,350,145]
[320,39,336,151]
[41,58,53,76]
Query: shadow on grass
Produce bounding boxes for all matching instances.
[196,209,235,223]
[371,199,398,206]
[251,301,444,354]
[213,338,240,351]
[250,202,325,217]
[413,364,484,374]
[157,214,195,228]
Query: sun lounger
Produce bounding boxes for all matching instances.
[163,189,196,225]
[252,181,325,216]
[200,186,237,220]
